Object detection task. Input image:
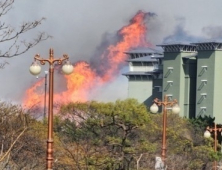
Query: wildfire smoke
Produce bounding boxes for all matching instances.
[23,11,153,109]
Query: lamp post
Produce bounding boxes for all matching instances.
[44,71,48,119]
[36,71,48,119]
[204,123,222,170]
[150,95,180,164]
[36,70,48,119]
[29,49,73,170]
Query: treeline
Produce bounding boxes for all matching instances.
[0,99,219,170]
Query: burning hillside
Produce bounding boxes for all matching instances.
[23,11,153,109]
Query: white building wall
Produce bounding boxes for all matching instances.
[128,80,153,105]
[131,66,154,72]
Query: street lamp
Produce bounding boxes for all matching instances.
[150,95,180,165]
[36,71,48,119]
[204,123,222,170]
[44,71,48,119]
[29,48,73,170]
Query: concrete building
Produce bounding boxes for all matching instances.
[123,41,222,123]
[123,48,163,106]
[157,43,197,119]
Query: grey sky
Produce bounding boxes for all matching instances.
[1,0,222,104]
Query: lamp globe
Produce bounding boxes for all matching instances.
[29,61,41,75]
[172,104,180,114]
[150,103,159,113]
[62,61,73,75]
[204,130,211,138]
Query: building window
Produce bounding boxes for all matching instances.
[129,75,153,81]
[154,86,162,92]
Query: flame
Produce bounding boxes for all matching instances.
[56,61,100,103]
[23,78,45,108]
[23,11,153,109]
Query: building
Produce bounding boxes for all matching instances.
[123,48,163,106]
[123,41,222,123]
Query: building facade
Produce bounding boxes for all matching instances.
[123,41,222,123]
[123,48,163,106]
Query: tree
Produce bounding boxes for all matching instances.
[37,99,218,170]
[57,99,154,170]
[0,102,41,169]
[0,102,50,169]
[101,99,152,170]
[57,101,118,169]
[149,113,216,170]
[0,102,27,168]
[0,0,50,68]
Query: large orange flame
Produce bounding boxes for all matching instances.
[23,11,153,109]
[58,61,99,103]
[23,78,45,109]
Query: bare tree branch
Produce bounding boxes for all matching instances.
[0,0,51,59]
[0,0,14,18]
[0,127,27,162]
[0,60,8,69]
